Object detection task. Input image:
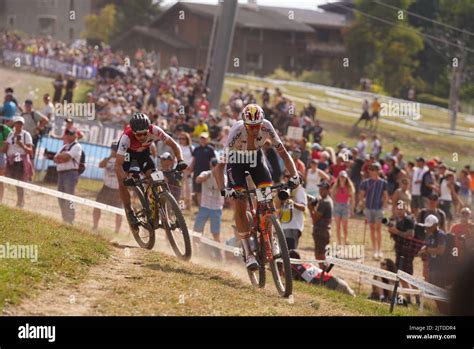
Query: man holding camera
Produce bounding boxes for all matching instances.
[275,172,307,250]
[309,180,333,265]
[387,201,421,303]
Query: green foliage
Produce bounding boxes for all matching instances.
[81,4,117,43]
[267,67,296,81]
[114,0,162,38]
[298,70,333,85]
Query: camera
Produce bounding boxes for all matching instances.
[381,217,394,227]
[277,189,290,201]
[307,194,319,207]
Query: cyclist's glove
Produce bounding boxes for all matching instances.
[123,177,136,187]
[221,188,236,199]
[287,175,300,189]
[175,160,188,171]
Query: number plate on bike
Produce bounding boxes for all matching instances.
[255,187,272,203]
[150,170,165,182]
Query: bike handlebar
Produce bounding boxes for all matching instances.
[127,169,183,186]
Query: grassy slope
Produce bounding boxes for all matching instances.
[0,205,110,309]
[0,205,428,316]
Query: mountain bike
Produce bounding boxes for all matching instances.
[127,166,191,261]
[234,172,293,297]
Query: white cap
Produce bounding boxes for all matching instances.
[12,116,25,124]
[419,214,439,228]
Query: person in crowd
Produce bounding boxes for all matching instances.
[331,171,355,245]
[41,93,55,123]
[289,250,355,296]
[188,132,215,206]
[275,171,307,250]
[179,132,194,210]
[159,152,183,201]
[458,169,472,210]
[354,99,371,129]
[330,154,347,179]
[53,128,82,224]
[348,147,364,214]
[63,76,76,103]
[411,157,426,215]
[305,159,330,198]
[450,207,474,259]
[4,87,20,109]
[386,157,403,197]
[359,162,388,260]
[311,119,324,144]
[52,74,64,104]
[370,97,381,130]
[193,158,225,257]
[439,171,463,231]
[387,201,421,304]
[420,159,438,207]
[370,134,382,160]
[0,122,12,203]
[290,148,306,174]
[356,133,368,160]
[21,99,49,152]
[93,142,122,233]
[309,181,333,267]
[0,93,17,123]
[193,117,209,139]
[391,177,411,217]
[1,116,34,208]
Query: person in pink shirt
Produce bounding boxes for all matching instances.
[331,170,355,245]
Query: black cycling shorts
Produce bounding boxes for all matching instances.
[122,148,156,174]
[226,149,272,190]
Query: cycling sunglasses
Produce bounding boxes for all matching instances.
[134,131,148,137]
[245,123,262,130]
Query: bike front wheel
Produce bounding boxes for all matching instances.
[246,212,265,288]
[267,215,293,298]
[130,186,156,250]
[158,191,192,261]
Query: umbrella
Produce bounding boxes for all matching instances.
[98,65,126,79]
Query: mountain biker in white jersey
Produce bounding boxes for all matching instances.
[115,113,187,232]
[213,104,300,270]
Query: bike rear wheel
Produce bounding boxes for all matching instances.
[158,191,192,261]
[267,215,293,297]
[246,212,266,288]
[130,186,155,250]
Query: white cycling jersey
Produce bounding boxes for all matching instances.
[224,120,283,151]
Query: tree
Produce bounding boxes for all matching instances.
[82,4,117,43]
[344,0,424,96]
[114,0,162,37]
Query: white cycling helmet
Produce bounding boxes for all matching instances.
[241,104,264,125]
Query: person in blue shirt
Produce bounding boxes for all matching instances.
[0,94,17,122]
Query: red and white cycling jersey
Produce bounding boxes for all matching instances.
[117,124,169,155]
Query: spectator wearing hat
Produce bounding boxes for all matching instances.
[309,180,333,265]
[193,158,225,251]
[411,157,427,215]
[331,170,355,245]
[21,99,49,152]
[1,116,34,208]
[359,162,388,260]
[159,152,183,201]
[310,142,322,160]
[93,142,122,233]
[189,132,215,206]
[53,128,82,224]
[305,158,330,198]
[418,214,451,313]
